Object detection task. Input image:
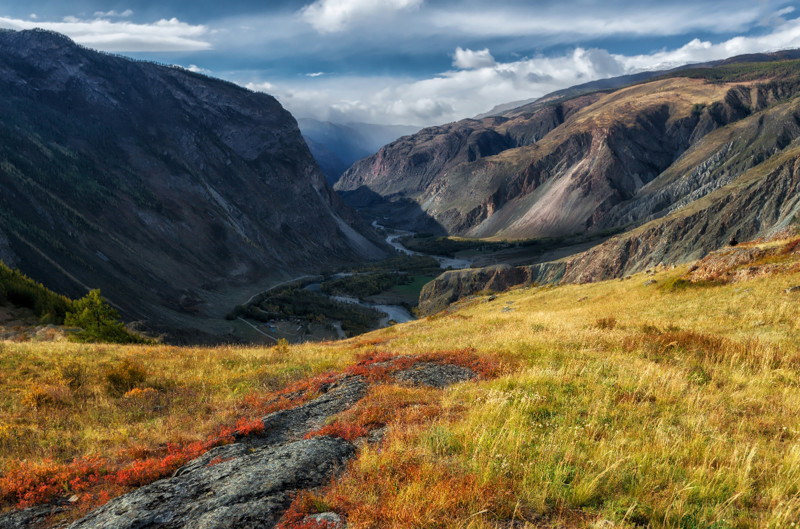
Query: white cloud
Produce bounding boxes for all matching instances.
[246,81,275,92]
[452,47,496,69]
[429,4,765,39]
[185,64,211,74]
[306,72,325,77]
[93,9,134,18]
[0,15,211,52]
[300,0,424,33]
[244,14,800,126]
[29,13,37,20]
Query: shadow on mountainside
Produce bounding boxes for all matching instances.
[337,186,448,235]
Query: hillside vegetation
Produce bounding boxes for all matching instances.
[1,232,799,527]
[0,262,73,324]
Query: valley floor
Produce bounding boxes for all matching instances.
[1,234,800,528]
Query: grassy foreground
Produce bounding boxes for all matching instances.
[2,235,800,528]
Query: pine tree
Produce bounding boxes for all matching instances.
[65,290,141,343]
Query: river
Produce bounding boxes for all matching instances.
[373,221,473,270]
[253,224,473,340]
[303,224,473,331]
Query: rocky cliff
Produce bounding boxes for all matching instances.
[337,53,800,242]
[0,29,387,341]
[413,56,800,312]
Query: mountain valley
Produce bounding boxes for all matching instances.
[3,24,800,529]
[0,29,388,343]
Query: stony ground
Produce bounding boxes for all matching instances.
[0,360,477,529]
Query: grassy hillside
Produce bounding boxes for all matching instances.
[2,233,800,527]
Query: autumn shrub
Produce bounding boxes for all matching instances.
[104,359,148,396]
[594,316,617,330]
[304,422,368,442]
[21,382,72,408]
[59,361,88,391]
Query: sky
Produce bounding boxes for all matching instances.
[2,1,800,126]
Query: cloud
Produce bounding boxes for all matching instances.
[93,10,134,18]
[300,0,424,33]
[0,15,211,52]
[185,64,211,74]
[760,5,796,27]
[429,3,766,39]
[245,14,800,126]
[29,13,37,20]
[246,81,276,92]
[306,72,326,77]
[453,47,496,69]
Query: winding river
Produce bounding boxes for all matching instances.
[373,221,474,270]
[304,224,474,333]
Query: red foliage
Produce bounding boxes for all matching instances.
[304,422,368,442]
[0,456,108,509]
[1,349,505,518]
[277,491,338,529]
[234,417,265,436]
[206,456,235,467]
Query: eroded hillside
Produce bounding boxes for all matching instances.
[337,57,800,244]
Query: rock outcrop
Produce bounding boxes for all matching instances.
[0,357,483,529]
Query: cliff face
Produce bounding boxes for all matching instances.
[0,29,387,340]
[419,138,800,314]
[337,56,800,243]
[413,57,800,313]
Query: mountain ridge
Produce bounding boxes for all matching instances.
[333,50,800,309]
[0,29,388,342]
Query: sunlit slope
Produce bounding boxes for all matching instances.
[337,56,800,245]
[2,232,800,527]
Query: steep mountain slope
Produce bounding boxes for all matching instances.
[336,53,800,242]
[298,119,418,185]
[0,29,387,341]
[417,73,800,312]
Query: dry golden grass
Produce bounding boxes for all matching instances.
[2,235,800,527]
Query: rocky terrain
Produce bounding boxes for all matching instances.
[0,29,388,342]
[335,54,800,312]
[0,359,477,529]
[337,52,800,243]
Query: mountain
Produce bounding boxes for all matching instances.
[333,53,800,310]
[0,29,388,342]
[335,51,800,241]
[298,119,418,185]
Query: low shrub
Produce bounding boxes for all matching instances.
[105,359,148,396]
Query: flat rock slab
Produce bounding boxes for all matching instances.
[0,504,65,529]
[394,362,476,388]
[60,377,368,529]
[67,436,354,529]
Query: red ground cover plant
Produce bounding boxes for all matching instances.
[1,348,507,523]
[277,491,338,529]
[304,422,369,442]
